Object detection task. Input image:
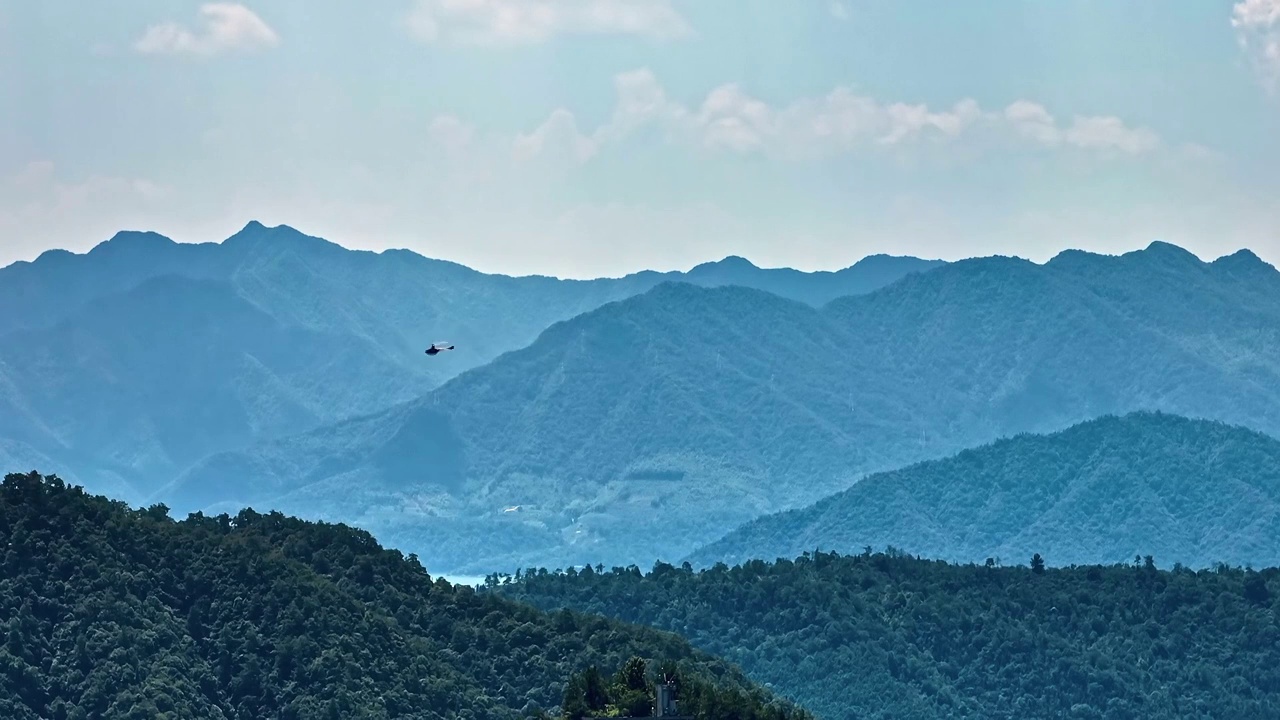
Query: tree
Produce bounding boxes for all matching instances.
[618,657,649,693]
[613,657,653,717]
[1244,571,1271,605]
[581,666,608,712]
[1030,554,1045,574]
[561,674,589,720]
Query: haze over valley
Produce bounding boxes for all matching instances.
[5,224,1280,578]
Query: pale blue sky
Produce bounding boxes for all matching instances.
[1,0,1278,277]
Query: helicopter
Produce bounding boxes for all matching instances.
[425,342,455,356]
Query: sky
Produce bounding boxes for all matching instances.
[1,0,1279,278]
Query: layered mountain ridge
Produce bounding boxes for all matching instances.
[154,239,1280,574]
[0,221,941,503]
[688,411,1280,570]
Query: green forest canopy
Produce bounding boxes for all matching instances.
[0,471,808,720]
[499,548,1280,720]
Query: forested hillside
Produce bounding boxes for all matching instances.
[0,471,809,720]
[826,242,1280,445]
[689,412,1280,570]
[0,276,415,498]
[167,282,892,572]
[0,222,937,505]
[168,243,1280,575]
[500,549,1280,720]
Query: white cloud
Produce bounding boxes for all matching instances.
[1003,100,1061,145]
[1233,0,1280,93]
[1004,101,1161,154]
[598,68,690,143]
[423,70,1169,171]
[1062,115,1161,154]
[598,78,994,160]
[880,99,983,144]
[11,160,57,189]
[591,71,1163,160]
[7,161,172,204]
[0,161,175,264]
[427,115,476,152]
[405,0,693,45]
[695,84,777,152]
[513,109,598,164]
[134,3,279,57]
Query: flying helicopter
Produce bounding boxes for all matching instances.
[425,342,455,356]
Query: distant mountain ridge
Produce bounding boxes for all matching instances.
[0,221,942,502]
[687,412,1280,570]
[0,221,943,339]
[160,241,1280,575]
[681,252,948,307]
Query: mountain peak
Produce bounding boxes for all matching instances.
[1139,240,1201,264]
[718,255,759,268]
[222,220,340,254]
[1212,248,1276,274]
[227,220,293,240]
[690,255,761,274]
[89,230,175,256]
[1045,248,1096,265]
[29,248,76,265]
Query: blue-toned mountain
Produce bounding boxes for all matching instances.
[0,221,939,501]
[164,243,1280,575]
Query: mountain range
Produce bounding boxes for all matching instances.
[0,221,940,504]
[151,237,1280,575]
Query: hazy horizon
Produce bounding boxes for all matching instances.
[3,1,1279,277]
[2,218,1273,281]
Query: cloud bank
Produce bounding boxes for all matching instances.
[405,0,693,45]
[447,68,1167,166]
[134,3,279,56]
[1232,0,1280,93]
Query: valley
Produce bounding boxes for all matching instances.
[5,227,1280,719]
[55,232,1280,575]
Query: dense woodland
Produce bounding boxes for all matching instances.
[500,548,1280,719]
[0,472,808,719]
